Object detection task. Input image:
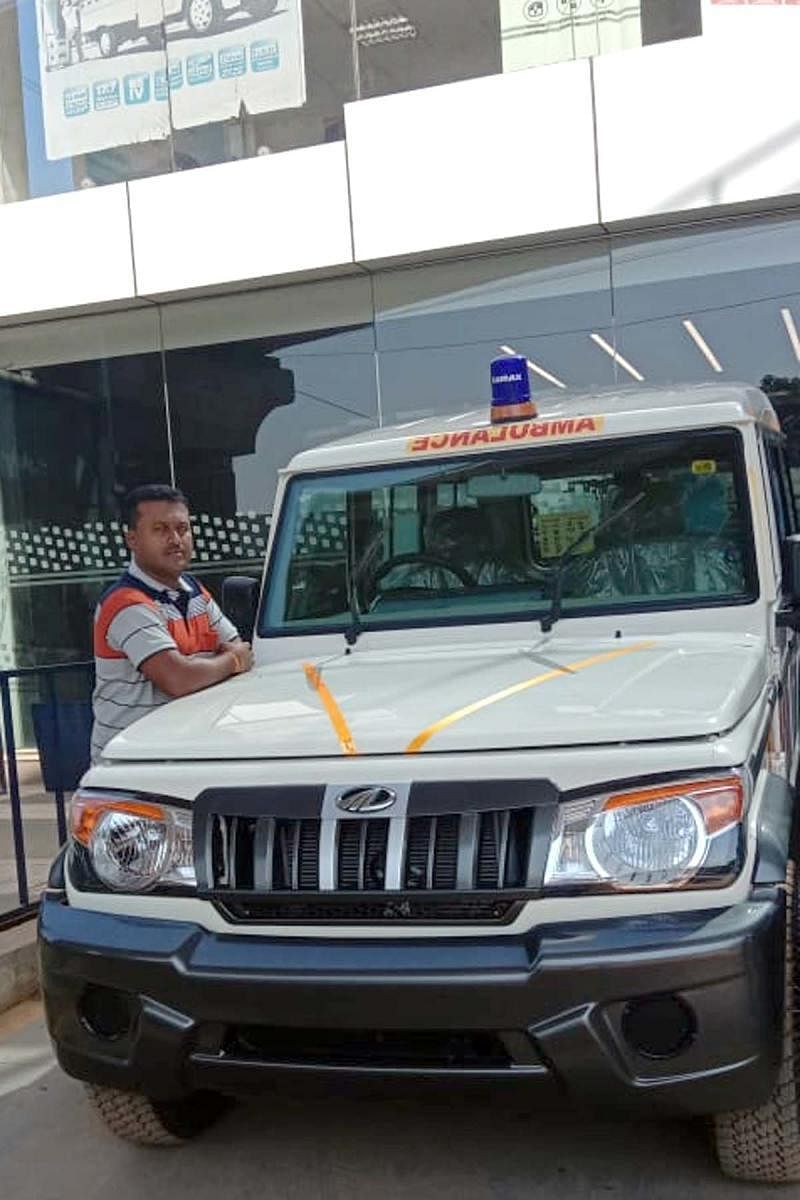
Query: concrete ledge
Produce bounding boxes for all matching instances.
[0,922,39,1014]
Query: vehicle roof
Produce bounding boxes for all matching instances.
[285,381,778,474]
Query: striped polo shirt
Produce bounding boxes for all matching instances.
[91,559,239,761]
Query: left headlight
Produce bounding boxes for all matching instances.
[69,791,195,893]
[544,775,745,892]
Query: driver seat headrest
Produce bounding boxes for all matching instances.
[424,507,492,557]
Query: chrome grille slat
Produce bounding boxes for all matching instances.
[253,817,274,891]
[228,817,238,890]
[290,821,300,891]
[384,817,406,891]
[425,816,437,890]
[318,814,337,891]
[456,812,479,889]
[210,814,229,888]
[357,820,369,890]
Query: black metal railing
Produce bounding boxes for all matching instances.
[0,662,94,928]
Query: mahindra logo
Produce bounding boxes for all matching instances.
[336,786,397,814]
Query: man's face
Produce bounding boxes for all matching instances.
[125,501,193,582]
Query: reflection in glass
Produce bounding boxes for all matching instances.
[373,244,617,424]
[3,0,709,202]
[0,345,170,665]
[612,217,800,390]
[7,0,357,200]
[165,322,379,591]
[356,0,500,99]
[23,0,173,195]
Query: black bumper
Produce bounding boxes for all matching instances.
[38,888,785,1115]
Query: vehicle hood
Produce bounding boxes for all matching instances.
[102,633,767,761]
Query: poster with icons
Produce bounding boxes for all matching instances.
[500,0,643,72]
[36,0,306,160]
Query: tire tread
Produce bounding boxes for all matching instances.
[714,861,800,1182]
[84,1084,187,1147]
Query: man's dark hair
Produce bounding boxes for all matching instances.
[122,484,189,529]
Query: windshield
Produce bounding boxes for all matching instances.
[261,428,757,637]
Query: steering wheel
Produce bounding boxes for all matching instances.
[372,553,476,592]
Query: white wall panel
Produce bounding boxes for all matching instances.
[128,143,355,297]
[345,62,599,262]
[0,306,159,368]
[595,34,800,224]
[0,185,135,319]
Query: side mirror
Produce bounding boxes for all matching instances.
[222,576,259,643]
[781,535,800,606]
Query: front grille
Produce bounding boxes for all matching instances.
[224,1026,514,1068]
[199,786,553,923]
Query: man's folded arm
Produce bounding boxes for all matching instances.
[139,647,238,698]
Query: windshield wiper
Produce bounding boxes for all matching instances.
[344,525,386,647]
[539,490,645,634]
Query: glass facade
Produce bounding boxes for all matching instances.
[0,210,798,679]
[0,0,705,203]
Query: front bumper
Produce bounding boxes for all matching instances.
[39,888,785,1115]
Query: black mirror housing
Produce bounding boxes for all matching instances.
[782,535,800,605]
[222,576,259,643]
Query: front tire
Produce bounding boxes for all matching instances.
[84,1083,228,1146]
[713,860,800,1182]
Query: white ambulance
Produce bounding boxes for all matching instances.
[40,377,800,1183]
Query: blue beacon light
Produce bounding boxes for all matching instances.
[490,356,537,424]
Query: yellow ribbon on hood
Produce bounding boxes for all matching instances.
[303,641,654,757]
[405,641,655,753]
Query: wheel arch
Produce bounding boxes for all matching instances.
[753,773,796,885]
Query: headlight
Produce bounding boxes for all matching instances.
[69,791,195,893]
[544,775,744,892]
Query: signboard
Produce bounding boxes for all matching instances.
[36,0,306,160]
[500,0,642,71]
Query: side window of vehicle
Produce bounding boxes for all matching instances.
[766,441,795,541]
[777,446,799,533]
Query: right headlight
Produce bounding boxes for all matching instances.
[544,775,745,892]
[69,790,195,893]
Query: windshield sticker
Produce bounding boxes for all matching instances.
[692,459,717,475]
[407,415,604,455]
[538,511,595,559]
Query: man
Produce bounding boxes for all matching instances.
[91,484,254,761]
